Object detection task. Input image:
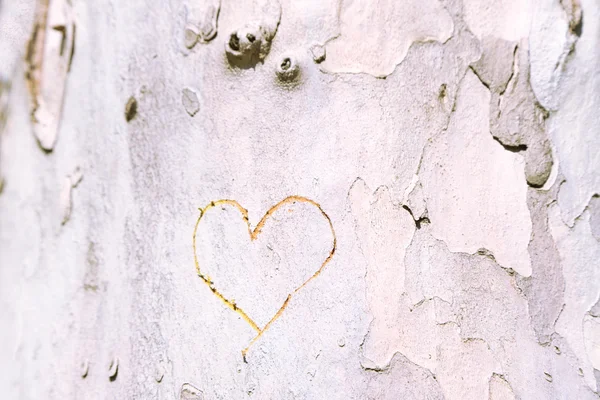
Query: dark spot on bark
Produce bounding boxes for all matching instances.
[229,33,240,51]
[276,56,300,83]
[125,96,137,122]
[108,358,119,381]
[402,205,430,229]
[493,136,527,153]
[438,83,447,100]
[572,13,583,37]
[51,25,67,56]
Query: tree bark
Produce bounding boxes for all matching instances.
[0,0,599,398]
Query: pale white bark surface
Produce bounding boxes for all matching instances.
[0,0,599,399]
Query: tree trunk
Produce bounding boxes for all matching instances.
[1,0,599,398]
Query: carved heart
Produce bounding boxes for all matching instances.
[193,196,336,357]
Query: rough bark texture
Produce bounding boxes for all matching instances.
[0,0,599,398]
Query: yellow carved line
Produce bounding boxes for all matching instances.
[192,195,337,359]
[242,295,291,360]
[193,206,261,333]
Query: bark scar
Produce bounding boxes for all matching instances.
[25,0,75,152]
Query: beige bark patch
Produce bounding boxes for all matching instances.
[436,334,501,400]
[463,0,532,41]
[547,1,600,226]
[347,179,415,367]
[420,70,532,276]
[471,36,517,94]
[321,0,453,77]
[488,41,553,188]
[528,0,570,111]
[550,205,600,391]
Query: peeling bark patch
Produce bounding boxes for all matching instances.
[182,88,199,117]
[470,37,517,94]
[583,313,600,371]
[124,96,137,122]
[420,70,532,276]
[184,0,221,49]
[487,42,553,188]
[463,0,532,41]
[517,183,565,344]
[193,195,336,359]
[551,45,600,226]
[529,0,574,111]
[25,0,75,151]
[108,357,119,381]
[198,4,220,42]
[321,0,453,77]
[550,204,600,391]
[348,178,415,367]
[401,227,592,399]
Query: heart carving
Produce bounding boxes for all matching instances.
[192,196,336,359]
